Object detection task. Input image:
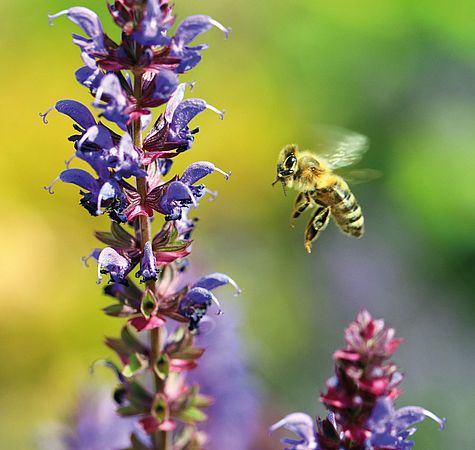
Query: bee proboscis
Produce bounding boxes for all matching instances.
[273,127,377,253]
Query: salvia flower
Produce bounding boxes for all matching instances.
[44,1,234,448]
[178,272,241,330]
[271,310,445,450]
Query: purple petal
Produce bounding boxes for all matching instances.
[48,7,105,52]
[55,100,96,129]
[181,161,230,185]
[77,124,114,152]
[175,49,203,73]
[181,287,221,311]
[173,15,229,46]
[170,98,207,131]
[394,406,446,431]
[136,241,158,283]
[133,0,173,46]
[165,83,188,122]
[150,70,178,103]
[76,66,104,91]
[59,168,99,192]
[160,181,196,213]
[97,181,123,214]
[97,247,131,284]
[93,74,130,129]
[192,273,241,294]
[269,413,317,450]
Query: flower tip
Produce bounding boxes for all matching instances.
[44,176,59,194]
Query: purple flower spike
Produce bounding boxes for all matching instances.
[270,413,318,450]
[136,241,159,283]
[192,272,241,295]
[48,7,106,54]
[97,247,131,285]
[93,74,131,129]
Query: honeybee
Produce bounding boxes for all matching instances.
[273,128,376,253]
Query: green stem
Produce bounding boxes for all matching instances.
[132,72,169,450]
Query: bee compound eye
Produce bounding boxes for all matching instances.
[285,155,297,170]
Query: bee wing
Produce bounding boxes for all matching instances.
[336,168,382,185]
[314,125,369,170]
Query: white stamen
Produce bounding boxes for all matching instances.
[47,10,68,26]
[214,166,231,180]
[64,153,76,169]
[39,105,55,124]
[209,18,231,39]
[205,103,225,120]
[208,291,222,314]
[44,176,60,194]
[204,188,218,201]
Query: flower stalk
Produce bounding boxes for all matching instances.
[44,2,236,449]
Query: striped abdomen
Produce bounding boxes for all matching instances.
[316,180,364,238]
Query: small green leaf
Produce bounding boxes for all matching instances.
[192,393,214,408]
[179,407,208,423]
[103,303,135,317]
[104,336,131,359]
[154,354,170,380]
[141,291,156,319]
[151,395,168,421]
[122,353,147,378]
[111,222,135,247]
[121,325,148,354]
[117,405,142,417]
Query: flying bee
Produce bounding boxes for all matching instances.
[273,127,378,253]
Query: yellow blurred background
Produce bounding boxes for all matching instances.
[1,0,474,448]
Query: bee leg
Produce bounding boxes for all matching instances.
[290,192,312,227]
[304,206,330,253]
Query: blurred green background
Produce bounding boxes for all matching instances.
[1,0,474,448]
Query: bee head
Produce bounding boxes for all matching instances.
[273,145,299,193]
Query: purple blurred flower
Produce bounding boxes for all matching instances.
[37,388,137,450]
[271,311,445,450]
[192,301,259,450]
